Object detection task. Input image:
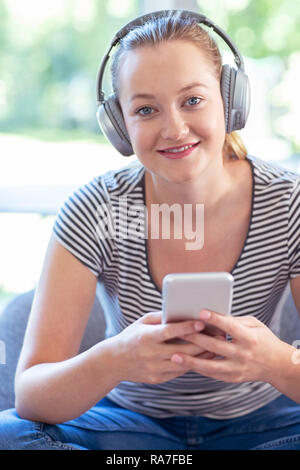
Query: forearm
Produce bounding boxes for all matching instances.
[268,339,300,404]
[15,337,122,424]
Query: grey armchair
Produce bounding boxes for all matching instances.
[0,289,106,411]
[0,283,300,412]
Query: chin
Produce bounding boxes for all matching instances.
[170,160,209,183]
[144,151,211,184]
[159,168,201,185]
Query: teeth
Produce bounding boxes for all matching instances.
[164,144,194,153]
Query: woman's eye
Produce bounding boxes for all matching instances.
[136,106,154,116]
[186,96,202,106]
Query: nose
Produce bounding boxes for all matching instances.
[160,108,189,142]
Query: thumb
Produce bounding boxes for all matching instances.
[141,311,163,324]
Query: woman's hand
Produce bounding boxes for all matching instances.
[170,310,285,384]
[110,311,220,385]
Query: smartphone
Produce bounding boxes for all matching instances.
[162,272,234,336]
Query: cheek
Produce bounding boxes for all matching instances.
[126,121,155,152]
[127,127,144,153]
[198,103,225,143]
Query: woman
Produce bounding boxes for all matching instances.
[1,10,300,450]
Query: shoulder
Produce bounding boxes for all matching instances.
[56,160,145,231]
[60,160,145,215]
[248,154,300,196]
[91,160,145,199]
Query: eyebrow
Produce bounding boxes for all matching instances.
[129,82,208,103]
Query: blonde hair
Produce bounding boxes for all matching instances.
[111,11,247,160]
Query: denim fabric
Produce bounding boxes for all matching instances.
[1,394,300,450]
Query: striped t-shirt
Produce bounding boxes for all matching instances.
[53,154,300,419]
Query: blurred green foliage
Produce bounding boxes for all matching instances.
[0,0,299,149]
[197,0,300,152]
[197,0,300,60]
[0,0,139,136]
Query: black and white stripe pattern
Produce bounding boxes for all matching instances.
[53,155,300,419]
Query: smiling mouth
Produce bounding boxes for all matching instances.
[157,141,201,159]
[158,141,200,153]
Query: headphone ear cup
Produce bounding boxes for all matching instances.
[220,64,233,134]
[221,64,250,133]
[96,94,134,156]
[231,69,250,132]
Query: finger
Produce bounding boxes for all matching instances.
[203,325,226,337]
[164,352,222,376]
[144,359,191,384]
[160,320,205,342]
[184,326,226,339]
[215,335,226,341]
[164,341,207,358]
[198,310,249,341]
[170,354,231,380]
[164,336,226,359]
[178,331,236,358]
[196,351,217,360]
[237,315,261,328]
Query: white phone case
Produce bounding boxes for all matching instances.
[162,272,234,323]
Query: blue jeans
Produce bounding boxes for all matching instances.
[1,394,300,450]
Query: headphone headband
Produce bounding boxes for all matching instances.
[96,9,250,155]
[97,9,245,105]
[113,11,244,69]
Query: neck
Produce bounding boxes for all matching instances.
[145,158,236,216]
